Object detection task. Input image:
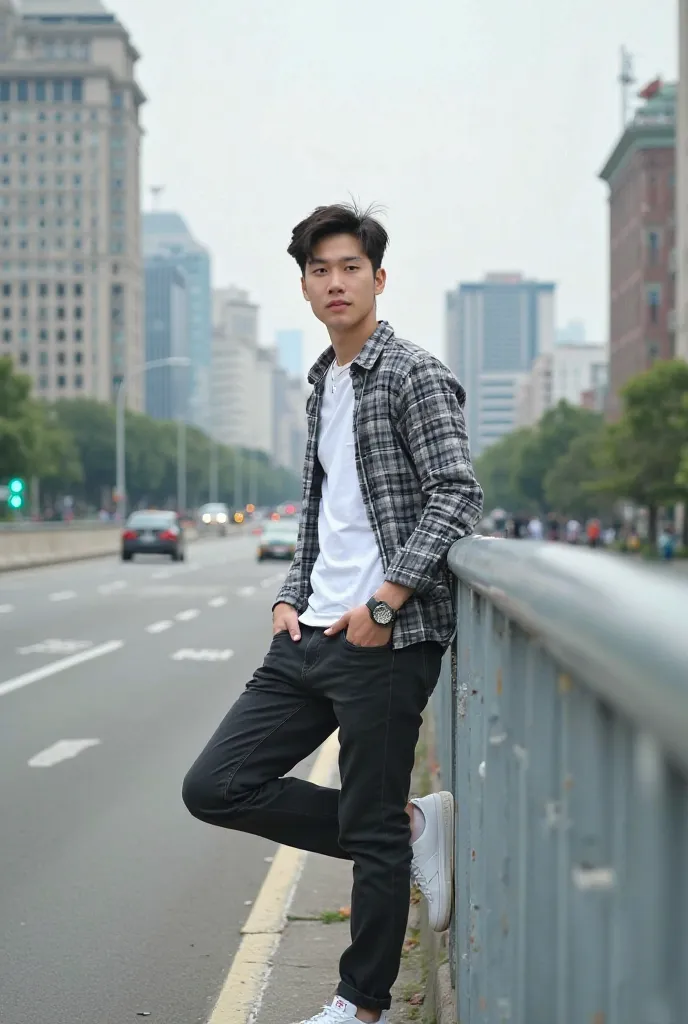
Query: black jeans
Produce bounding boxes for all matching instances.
[182,624,443,1011]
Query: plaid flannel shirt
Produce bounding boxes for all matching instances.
[274,321,484,649]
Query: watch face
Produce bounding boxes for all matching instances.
[374,603,394,626]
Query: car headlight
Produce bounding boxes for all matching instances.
[217,513,227,523]
[202,514,211,523]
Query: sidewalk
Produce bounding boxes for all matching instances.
[255,849,431,1024]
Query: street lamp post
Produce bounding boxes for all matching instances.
[115,356,191,521]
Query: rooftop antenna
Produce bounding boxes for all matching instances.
[150,185,165,211]
[619,46,636,129]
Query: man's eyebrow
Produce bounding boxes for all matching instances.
[307,255,363,265]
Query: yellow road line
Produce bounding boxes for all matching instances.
[207,731,341,1024]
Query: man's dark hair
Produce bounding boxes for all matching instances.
[287,202,389,275]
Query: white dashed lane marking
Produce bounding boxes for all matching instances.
[28,739,101,768]
[208,596,228,608]
[175,609,200,622]
[0,604,14,614]
[98,580,127,595]
[146,620,173,634]
[172,649,234,662]
[49,591,76,602]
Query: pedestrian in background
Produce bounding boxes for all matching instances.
[182,202,484,1024]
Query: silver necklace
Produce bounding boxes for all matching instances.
[330,360,350,394]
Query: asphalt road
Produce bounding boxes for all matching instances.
[0,534,313,1024]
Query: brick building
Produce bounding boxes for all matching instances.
[599,80,676,418]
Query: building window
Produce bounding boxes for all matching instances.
[57,306,65,319]
[71,79,83,102]
[57,351,66,366]
[39,329,48,342]
[74,373,83,388]
[74,329,83,342]
[57,329,66,342]
[17,80,29,102]
[39,374,48,389]
[74,283,83,297]
[648,230,661,265]
[1,283,9,296]
[0,82,10,103]
[53,80,65,103]
[2,307,10,319]
[39,351,48,366]
[20,282,28,298]
[74,351,83,365]
[2,329,10,342]
[57,375,66,388]
[646,284,661,324]
[112,91,123,109]
[19,351,29,365]
[57,283,65,297]
[39,283,48,297]
[36,80,46,102]
[74,306,83,320]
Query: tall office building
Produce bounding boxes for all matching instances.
[142,211,212,431]
[143,257,187,421]
[275,328,303,377]
[0,0,145,409]
[599,78,676,417]
[211,285,259,449]
[446,273,555,456]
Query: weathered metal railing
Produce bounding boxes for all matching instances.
[432,537,688,1024]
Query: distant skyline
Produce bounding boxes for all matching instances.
[112,0,677,376]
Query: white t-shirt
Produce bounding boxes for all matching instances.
[566,519,581,542]
[299,362,385,628]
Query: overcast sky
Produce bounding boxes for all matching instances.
[110,0,677,371]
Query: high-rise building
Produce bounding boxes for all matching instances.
[211,285,259,449]
[0,0,145,408]
[142,211,212,432]
[143,257,188,421]
[445,272,555,456]
[678,3,688,362]
[599,78,676,417]
[515,343,608,428]
[275,328,303,377]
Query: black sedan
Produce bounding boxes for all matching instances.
[121,510,186,562]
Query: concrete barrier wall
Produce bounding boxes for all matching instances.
[0,523,201,572]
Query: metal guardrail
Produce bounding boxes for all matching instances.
[432,537,688,1024]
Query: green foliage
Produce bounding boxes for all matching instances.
[473,428,535,514]
[597,360,688,510]
[0,356,76,484]
[49,397,300,510]
[0,359,300,511]
[513,402,603,512]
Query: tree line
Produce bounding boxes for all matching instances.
[474,359,688,539]
[0,357,301,515]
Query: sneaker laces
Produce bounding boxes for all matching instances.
[411,862,432,901]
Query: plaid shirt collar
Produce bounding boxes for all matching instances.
[307,320,395,386]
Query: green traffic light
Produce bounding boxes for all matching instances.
[8,494,23,509]
[8,478,24,494]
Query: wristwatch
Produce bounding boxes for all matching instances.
[366,597,397,627]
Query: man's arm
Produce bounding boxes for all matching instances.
[383,357,484,595]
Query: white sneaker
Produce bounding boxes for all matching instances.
[410,791,454,932]
[293,996,389,1024]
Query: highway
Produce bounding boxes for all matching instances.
[0,534,312,1024]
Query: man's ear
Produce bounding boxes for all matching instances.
[374,267,387,298]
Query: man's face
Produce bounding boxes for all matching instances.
[301,233,386,330]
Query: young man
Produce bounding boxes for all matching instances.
[182,203,483,1023]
